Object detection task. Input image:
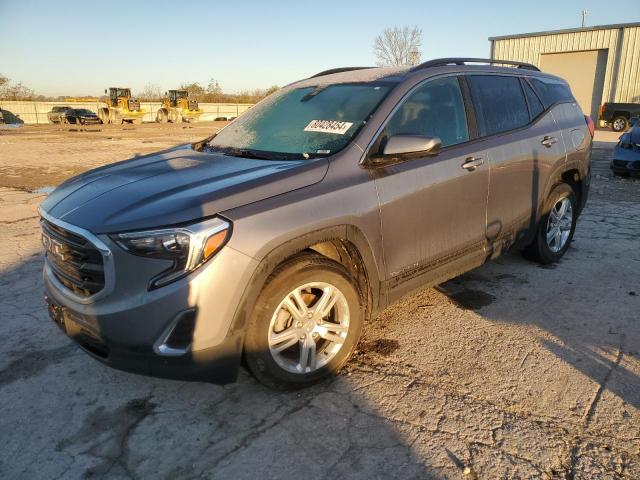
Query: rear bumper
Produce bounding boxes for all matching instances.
[181,110,203,118]
[121,110,145,119]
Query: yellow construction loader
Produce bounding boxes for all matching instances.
[156,89,203,123]
[98,88,145,125]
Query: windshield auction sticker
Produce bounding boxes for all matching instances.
[304,120,353,135]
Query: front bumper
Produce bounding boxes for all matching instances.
[78,117,102,124]
[43,231,259,384]
[46,295,243,382]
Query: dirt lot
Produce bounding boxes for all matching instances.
[0,121,229,191]
[0,125,638,479]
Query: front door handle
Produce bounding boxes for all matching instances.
[541,136,557,147]
[462,157,484,171]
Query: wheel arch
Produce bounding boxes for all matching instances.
[540,161,588,221]
[612,110,631,120]
[227,225,382,340]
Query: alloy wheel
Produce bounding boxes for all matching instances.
[613,118,626,131]
[546,197,573,253]
[268,282,350,374]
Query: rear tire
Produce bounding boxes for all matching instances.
[523,183,577,264]
[244,253,364,389]
[156,109,168,123]
[611,116,628,132]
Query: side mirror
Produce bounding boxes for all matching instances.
[104,89,107,94]
[367,135,441,168]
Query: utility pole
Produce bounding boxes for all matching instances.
[581,10,588,28]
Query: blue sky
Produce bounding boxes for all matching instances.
[1,0,638,96]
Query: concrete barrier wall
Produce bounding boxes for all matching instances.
[0,101,254,124]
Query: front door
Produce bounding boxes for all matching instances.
[372,76,489,295]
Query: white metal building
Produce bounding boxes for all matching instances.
[489,22,640,120]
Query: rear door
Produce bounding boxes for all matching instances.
[467,74,565,254]
[371,76,489,293]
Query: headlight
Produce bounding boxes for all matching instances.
[111,216,231,289]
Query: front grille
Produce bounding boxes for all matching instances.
[613,160,628,168]
[128,99,141,111]
[188,100,198,112]
[41,219,105,297]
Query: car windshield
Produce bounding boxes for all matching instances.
[209,82,393,159]
[74,109,93,114]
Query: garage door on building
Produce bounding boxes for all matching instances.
[539,49,608,119]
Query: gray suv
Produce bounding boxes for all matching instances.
[40,58,593,388]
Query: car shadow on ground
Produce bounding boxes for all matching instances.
[0,254,445,479]
[438,246,639,412]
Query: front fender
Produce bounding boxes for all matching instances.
[225,224,383,341]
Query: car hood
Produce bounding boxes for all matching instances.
[41,145,329,233]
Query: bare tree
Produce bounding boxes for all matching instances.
[137,83,162,101]
[373,26,423,67]
[0,74,35,100]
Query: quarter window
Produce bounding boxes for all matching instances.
[528,78,574,107]
[522,80,544,120]
[385,77,469,148]
[468,75,530,136]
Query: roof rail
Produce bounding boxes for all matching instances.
[310,67,375,78]
[411,57,540,72]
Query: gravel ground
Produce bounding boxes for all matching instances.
[0,126,638,479]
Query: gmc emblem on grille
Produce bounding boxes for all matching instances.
[42,234,66,261]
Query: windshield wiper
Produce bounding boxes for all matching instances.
[222,148,274,160]
[209,145,311,161]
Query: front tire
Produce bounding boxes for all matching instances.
[244,253,364,389]
[523,183,577,264]
[611,116,628,132]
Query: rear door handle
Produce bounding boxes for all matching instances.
[462,157,484,171]
[541,136,557,147]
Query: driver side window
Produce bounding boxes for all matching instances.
[385,76,469,148]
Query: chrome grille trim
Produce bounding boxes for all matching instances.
[39,208,115,305]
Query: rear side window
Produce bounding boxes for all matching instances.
[528,78,574,107]
[522,80,544,120]
[385,76,469,147]
[468,75,530,136]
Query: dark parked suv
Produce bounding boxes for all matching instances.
[40,58,592,388]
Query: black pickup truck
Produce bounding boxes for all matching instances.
[599,102,640,132]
